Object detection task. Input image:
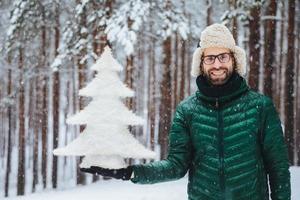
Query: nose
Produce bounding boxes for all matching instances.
[212,58,222,69]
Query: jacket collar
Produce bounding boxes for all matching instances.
[196,72,249,107]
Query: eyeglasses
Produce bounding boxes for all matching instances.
[202,52,232,65]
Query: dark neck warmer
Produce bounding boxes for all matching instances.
[196,72,243,98]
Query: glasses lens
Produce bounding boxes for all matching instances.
[218,53,230,63]
[204,56,215,65]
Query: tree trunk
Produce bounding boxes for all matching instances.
[206,0,212,25]
[158,35,172,159]
[30,79,37,192]
[125,55,135,111]
[296,1,300,166]
[284,0,295,165]
[248,4,261,91]
[32,73,39,192]
[147,2,156,151]
[52,2,60,188]
[5,56,12,197]
[187,14,192,96]
[92,1,104,56]
[76,0,88,185]
[173,33,179,111]
[17,47,25,196]
[229,0,238,41]
[41,6,48,189]
[0,91,4,157]
[180,39,186,102]
[275,1,286,112]
[100,0,114,51]
[136,34,145,141]
[176,0,187,104]
[52,72,59,188]
[263,0,277,98]
[148,42,156,151]
[296,27,300,165]
[125,16,136,113]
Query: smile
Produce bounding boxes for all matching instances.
[211,70,226,76]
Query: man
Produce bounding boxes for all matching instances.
[81,23,291,200]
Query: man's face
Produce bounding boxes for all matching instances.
[201,47,234,86]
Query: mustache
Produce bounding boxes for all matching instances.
[208,68,228,73]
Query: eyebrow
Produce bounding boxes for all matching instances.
[203,52,231,56]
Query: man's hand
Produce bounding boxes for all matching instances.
[80,166,133,180]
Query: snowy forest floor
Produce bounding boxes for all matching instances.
[4,167,300,200]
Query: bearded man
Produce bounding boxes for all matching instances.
[81,23,291,200]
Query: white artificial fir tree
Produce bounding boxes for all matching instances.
[53,46,156,169]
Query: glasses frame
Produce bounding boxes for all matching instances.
[202,52,233,65]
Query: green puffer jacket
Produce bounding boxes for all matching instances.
[131,77,291,200]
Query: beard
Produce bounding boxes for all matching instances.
[203,67,233,86]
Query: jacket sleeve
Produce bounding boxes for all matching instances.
[131,103,192,184]
[262,98,291,200]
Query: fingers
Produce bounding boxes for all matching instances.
[90,166,107,171]
[80,166,131,180]
[80,168,93,173]
[81,166,111,177]
[80,168,96,174]
[90,166,112,176]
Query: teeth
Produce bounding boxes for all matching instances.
[211,71,225,76]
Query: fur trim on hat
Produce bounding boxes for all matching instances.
[191,23,247,77]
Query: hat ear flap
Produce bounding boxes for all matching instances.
[232,46,247,77]
[191,48,203,77]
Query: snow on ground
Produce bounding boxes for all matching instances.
[5,167,300,200]
[5,178,187,200]
[291,167,300,199]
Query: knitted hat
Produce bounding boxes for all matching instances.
[191,23,247,77]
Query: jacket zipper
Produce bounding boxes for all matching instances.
[216,98,225,199]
